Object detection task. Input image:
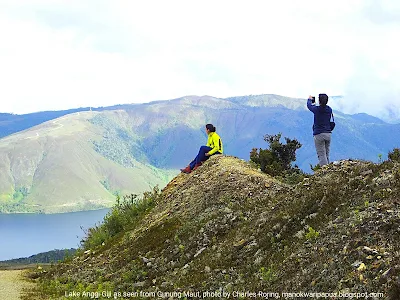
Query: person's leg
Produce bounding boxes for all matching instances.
[194,146,213,165]
[314,134,328,166]
[181,146,213,173]
[324,133,332,164]
[188,159,196,170]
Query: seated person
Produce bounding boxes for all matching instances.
[180,123,223,173]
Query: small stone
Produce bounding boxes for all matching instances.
[361,170,373,176]
[381,268,392,279]
[194,247,207,258]
[205,266,211,273]
[363,246,378,255]
[224,207,232,214]
[311,280,317,286]
[254,256,263,265]
[133,281,145,287]
[233,239,247,248]
[352,261,362,268]
[357,263,366,272]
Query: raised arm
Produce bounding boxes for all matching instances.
[307,96,317,113]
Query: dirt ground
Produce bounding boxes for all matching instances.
[0,270,34,300]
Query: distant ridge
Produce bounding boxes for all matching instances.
[1,94,400,213]
[0,248,76,269]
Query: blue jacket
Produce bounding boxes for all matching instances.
[307,99,333,135]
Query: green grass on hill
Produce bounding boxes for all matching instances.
[24,155,400,299]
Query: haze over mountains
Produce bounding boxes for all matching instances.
[329,96,400,124]
[1,94,399,213]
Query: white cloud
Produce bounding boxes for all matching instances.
[0,0,399,120]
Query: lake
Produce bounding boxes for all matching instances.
[0,209,110,261]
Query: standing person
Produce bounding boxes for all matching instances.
[307,94,333,166]
[180,124,223,173]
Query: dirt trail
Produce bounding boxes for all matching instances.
[0,270,34,300]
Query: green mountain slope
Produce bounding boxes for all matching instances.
[2,94,400,213]
[30,155,400,299]
[107,95,400,170]
[0,111,176,213]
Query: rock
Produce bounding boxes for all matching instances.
[357,263,367,272]
[194,247,207,258]
[363,246,379,255]
[352,261,362,268]
[233,239,247,249]
[254,256,263,265]
[224,207,233,214]
[381,268,392,279]
[205,266,211,273]
[295,230,304,239]
[133,281,145,287]
[361,170,373,176]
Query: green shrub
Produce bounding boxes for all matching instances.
[259,267,277,282]
[310,163,321,172]
[250,133,304,182]
[81,186,161,250]
[305,226,320,240]
[388,148,400,162]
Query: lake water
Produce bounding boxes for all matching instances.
[0,209,110,261]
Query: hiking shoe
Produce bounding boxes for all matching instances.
[180,165,191,173]
[192,163,202,171]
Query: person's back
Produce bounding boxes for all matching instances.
[307,96,333,135]
[307,94,333,166]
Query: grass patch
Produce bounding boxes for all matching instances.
[81,186,161,250]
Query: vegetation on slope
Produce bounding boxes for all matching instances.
[89,114,148,168]
[0,112,176,213]
[25,151,400,299]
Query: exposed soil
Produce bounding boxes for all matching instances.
[0,269,34,300]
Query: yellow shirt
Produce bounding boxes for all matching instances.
[206,132,223,155]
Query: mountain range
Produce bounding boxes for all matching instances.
[1,94,399,213]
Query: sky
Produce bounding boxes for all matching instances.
[0,0,399,120]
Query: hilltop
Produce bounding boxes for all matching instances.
[29,155,400,299]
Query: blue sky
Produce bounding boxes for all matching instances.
[0,0,399,121]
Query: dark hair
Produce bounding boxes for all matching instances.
[319,94,328,107]
[205,124,216,132]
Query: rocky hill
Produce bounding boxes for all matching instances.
[28,155,400,299]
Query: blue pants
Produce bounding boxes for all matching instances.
[189,146,219,170]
